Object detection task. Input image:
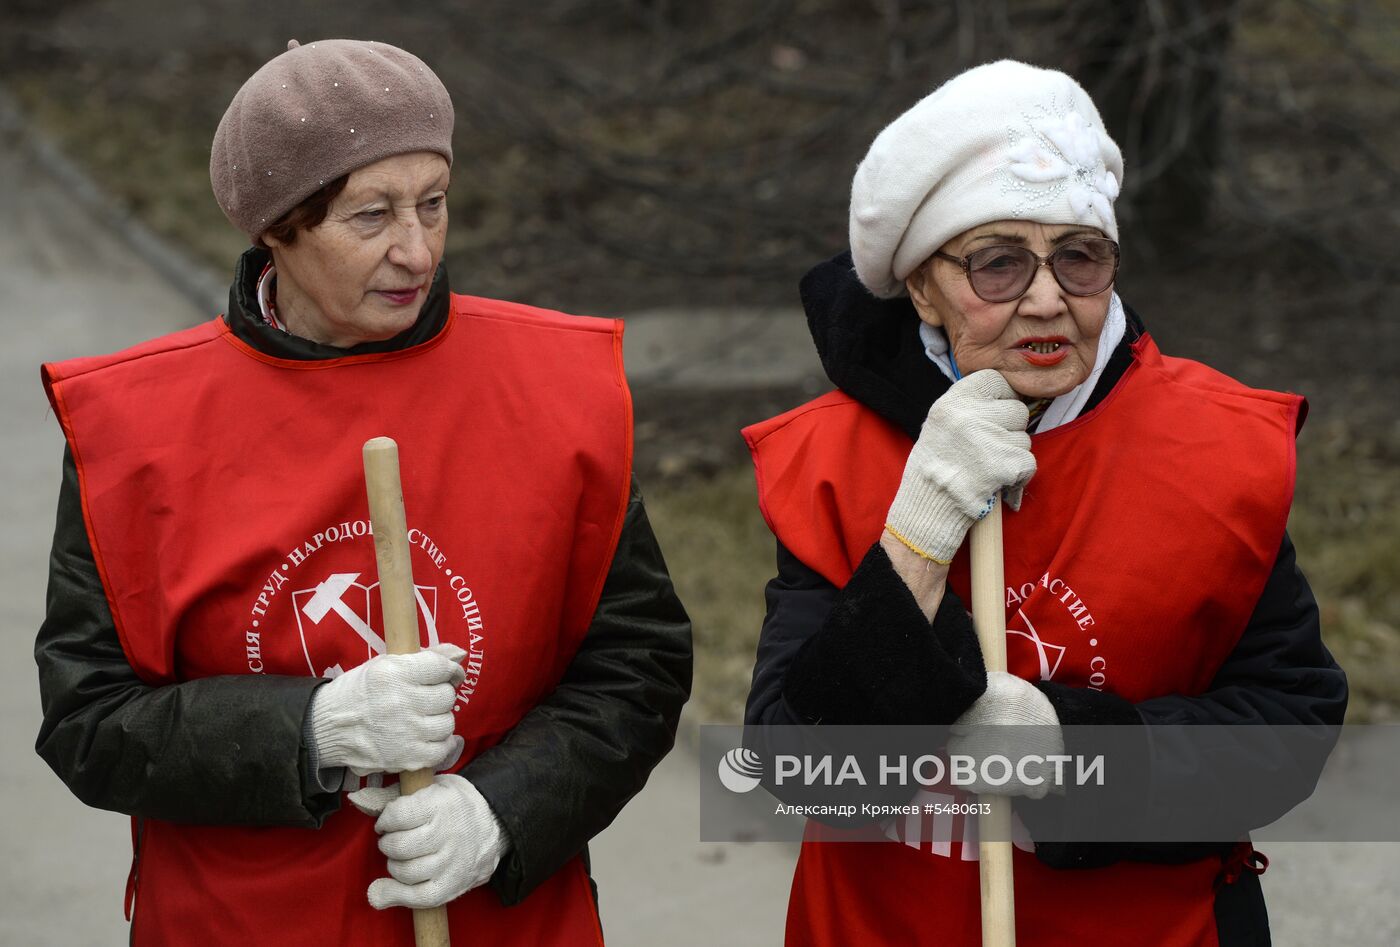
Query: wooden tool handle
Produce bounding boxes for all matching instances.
[362,436,452,947]
[969,500,1016,947]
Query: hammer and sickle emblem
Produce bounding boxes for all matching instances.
[299,572,387,653]
[298,572,442,658]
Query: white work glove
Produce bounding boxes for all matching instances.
[885,370,1036,563]
[947,671,1065,799]
[349,774,508,910]
[309,643,467,777]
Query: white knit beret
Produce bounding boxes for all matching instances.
[850,60,1124,298]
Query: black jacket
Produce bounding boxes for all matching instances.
[744,252,1348,944]
[35,248,693,906]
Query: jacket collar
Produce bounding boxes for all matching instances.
[799,250,1145,440]
[223,246,452,360]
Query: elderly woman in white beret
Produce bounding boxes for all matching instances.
[743,60,1345,946]
[35,39,690,945]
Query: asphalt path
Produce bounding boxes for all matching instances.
[1,102,1394,946]
[0,110,191,946]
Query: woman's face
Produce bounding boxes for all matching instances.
[905,220,1113,401]
[263,152,450,348]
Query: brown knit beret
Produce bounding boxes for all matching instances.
[211,39,454,240]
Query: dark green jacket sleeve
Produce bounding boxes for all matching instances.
[467,478,693,906]
[34,446,339,826]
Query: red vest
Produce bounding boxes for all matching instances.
[743,335,1303,947]
[43,295,633,946]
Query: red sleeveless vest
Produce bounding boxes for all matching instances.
[743,335,1303,947]
[43,295,633,946]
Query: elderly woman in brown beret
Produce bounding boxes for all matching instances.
[35,39,690,945]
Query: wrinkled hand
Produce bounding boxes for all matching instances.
[350,774,508,910]
[309,643,466,776]
[948,671,1064,799]
[886,370,1036,563]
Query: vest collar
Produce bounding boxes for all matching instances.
[224,246,452,361]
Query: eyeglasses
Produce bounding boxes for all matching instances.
[931,238,1120,303]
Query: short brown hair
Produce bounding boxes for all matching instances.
[259,175,349,246]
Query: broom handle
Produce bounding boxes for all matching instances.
[969,500,1016,947]
[363,437,451,947]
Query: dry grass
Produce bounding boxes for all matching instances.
[1289,421,1400,722]
[6,74,248,273]
[644,467,774,724]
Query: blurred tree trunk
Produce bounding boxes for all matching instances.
[1064,0,1238,251]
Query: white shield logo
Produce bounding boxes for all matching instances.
[292,572,440,678]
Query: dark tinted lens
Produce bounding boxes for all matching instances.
[1051,239,1117,295]
[966,247,1034,301]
